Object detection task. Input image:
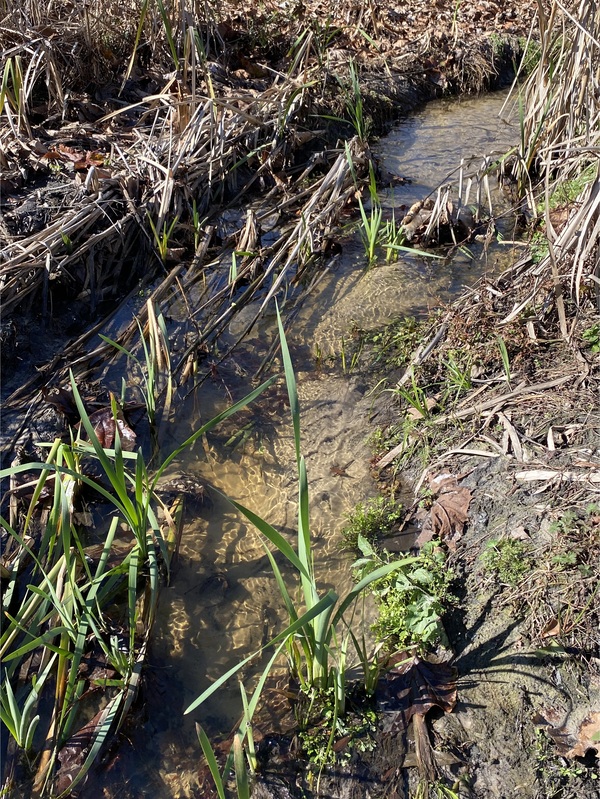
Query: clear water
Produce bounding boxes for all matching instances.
[98,89,520,798]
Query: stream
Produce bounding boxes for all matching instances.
[103,89,520,798]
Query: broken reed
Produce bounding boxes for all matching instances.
[0,1,369,332]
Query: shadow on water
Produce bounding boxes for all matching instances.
[102,89,523,798]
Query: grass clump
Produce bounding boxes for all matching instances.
[481,537,533,586]
[340,496,403,550]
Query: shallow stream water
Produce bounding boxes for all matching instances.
[107,89,520,798]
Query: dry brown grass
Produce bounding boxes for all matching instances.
[503,0,600,311]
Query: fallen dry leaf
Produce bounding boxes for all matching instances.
[378,651,457,730]
[87,407,137,451]
[534,709,600,758]
[415,472,471,548]
[567,713,600,758]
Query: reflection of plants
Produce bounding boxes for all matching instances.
[340,496,403,551]
[481,537,533,586]
[353,538,455,651]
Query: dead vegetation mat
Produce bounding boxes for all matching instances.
[1,0,538,416]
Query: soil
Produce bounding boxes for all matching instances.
[2,1,599,798]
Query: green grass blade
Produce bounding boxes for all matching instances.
[56,693,122,798]
[234,734,250,799]
[275,303,301,466]
[226,496,310,580]
[196,724,226,799]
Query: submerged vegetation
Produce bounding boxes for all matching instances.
[2,0,600,797]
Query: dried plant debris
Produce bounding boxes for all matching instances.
[534,709,600,760]
[378,651,458,729]
[415,472,472,549]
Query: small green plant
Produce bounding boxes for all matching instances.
[530,230,549,264]
[394,370,431,418]
[191,200,207,252]
[100,301,172,432]
[381,212,406,263]
[353,538,455,651]
[534,727,598,797]
[442,350,472,403]
[340,496,403,551]
[368,316,423,370]
[357,165,383,265]
[298,687,377,767]
[582,322,600,353]
[344,59,368,142]
[537,163,597,212]
[339,334,361,374]
[147,213,179,263]
[481,537,533,586]
[496,335,512,386]
[60,231,73,254]
[184,305,420,762]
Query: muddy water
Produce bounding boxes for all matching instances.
[120,90,518,797]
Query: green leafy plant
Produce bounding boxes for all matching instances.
[184,304,420,761]
[582,322,600,353]
[298,687,377,767]
[353,538,455,651]
[0,321,276,795]
[340,496,403,551]
[481,537,533,586]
